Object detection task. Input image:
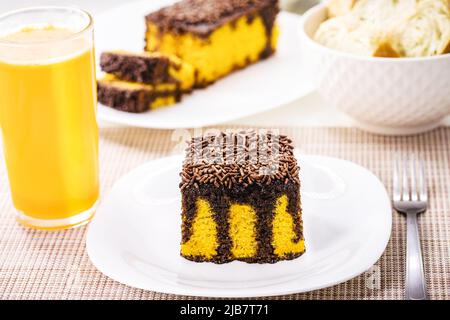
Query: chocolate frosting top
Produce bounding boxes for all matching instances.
[180,130,300,190]
[99,52,173,84]
[146,0,278,36]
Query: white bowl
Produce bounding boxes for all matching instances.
[299,4,450,135]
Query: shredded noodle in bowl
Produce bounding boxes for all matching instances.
[314,0,450,58]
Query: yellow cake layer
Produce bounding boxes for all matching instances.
[146,15,279,86]
[229,203,258,258]
[181,195,304,261]
[181,198,218,259]
[271,195,305,257]
[97,74,177,110]
[148,96,177,110]
[100,74,177,92]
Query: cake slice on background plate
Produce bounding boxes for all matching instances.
[145,0,280,87]
[97,51,195,113]
[99,51,195,90]
[97,74,183,113]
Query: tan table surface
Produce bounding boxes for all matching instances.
[1,126,449,300]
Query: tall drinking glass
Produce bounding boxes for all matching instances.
[0,7,99,230]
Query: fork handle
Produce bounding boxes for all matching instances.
[406,213,428,300]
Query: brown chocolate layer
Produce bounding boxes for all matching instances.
[146,0,279,37]
[180,131,300,190]
[100,52,174,84]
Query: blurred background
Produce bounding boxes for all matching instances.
[0,0,321,15]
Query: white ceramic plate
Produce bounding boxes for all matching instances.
[86,153,392,297]
[94,0,314,128]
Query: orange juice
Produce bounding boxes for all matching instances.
[0,23,99,228]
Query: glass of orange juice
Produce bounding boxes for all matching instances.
[0,7,99,230]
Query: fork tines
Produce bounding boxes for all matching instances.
[393,154,428,203]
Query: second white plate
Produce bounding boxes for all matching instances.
[86,153,392,297]
[94,0,314,128]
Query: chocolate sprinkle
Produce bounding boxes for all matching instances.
[180,130,300,190]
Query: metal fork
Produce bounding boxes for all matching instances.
[393,154,428,300]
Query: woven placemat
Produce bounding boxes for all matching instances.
[0,126,449,300]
